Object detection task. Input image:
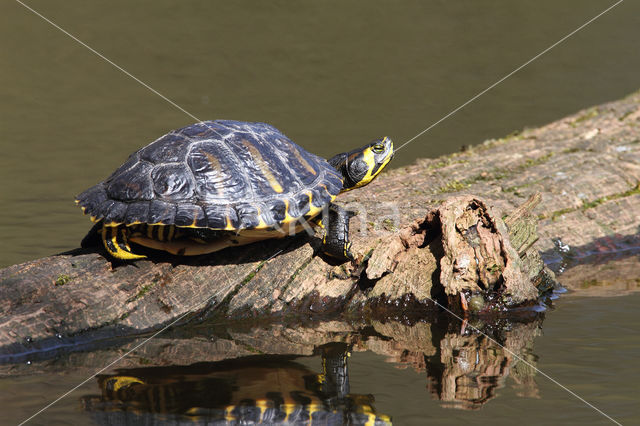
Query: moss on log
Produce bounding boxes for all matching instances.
[2,89,640,358]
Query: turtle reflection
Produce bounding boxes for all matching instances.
[82,343,391,425]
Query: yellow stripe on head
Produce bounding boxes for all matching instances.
[340,137,394,191]
[352,147,377,189]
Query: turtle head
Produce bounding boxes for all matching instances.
[328,137,394,191]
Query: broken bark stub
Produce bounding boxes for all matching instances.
[432,196,538,305]
[358,194,544,313]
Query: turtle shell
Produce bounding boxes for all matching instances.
[76,120,344,230]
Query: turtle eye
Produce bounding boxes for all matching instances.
[371,143,385,154]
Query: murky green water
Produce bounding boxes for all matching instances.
[1,1,639,425]
[2,0,640,267]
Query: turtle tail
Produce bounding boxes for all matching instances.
[101,225,146,260]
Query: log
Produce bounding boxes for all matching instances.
[2,89,640,358]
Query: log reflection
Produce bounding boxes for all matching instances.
[426,319,541,409]
[78,314,543,422]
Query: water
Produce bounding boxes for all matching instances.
[2,0,639,267]
[2,294,639,424]
[1,0,639,424]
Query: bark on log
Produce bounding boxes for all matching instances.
[2,89,640,358]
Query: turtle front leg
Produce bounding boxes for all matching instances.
[101,224,146,260]
[321,203,355,262]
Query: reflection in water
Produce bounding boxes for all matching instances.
[82,343,391,425]
[79,315,543,423]
[426,321,540,410]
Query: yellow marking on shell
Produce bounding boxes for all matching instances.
[291,145,317,175]
[305,191,325,220]
[183,211,204,228]
[90,216,99,223]
[148,221,169,227]
[203,151,225,196]
[183,223,203,228]
[242,139,283,193]
[224,215,235,230]
[254,207,270,229]
[322,184,339,203]
[146,225,154,238]
[307,187,337,223]
[167,225,175,241]
[281,199,295,224]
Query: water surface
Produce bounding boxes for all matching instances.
[1,1,639,425]
[1,0,639,266]
[2,294,639,424]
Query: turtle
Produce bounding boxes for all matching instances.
[76,120,393,262]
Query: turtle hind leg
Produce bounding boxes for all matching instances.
[101,225,146,260]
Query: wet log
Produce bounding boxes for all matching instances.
[2,89,640,356]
